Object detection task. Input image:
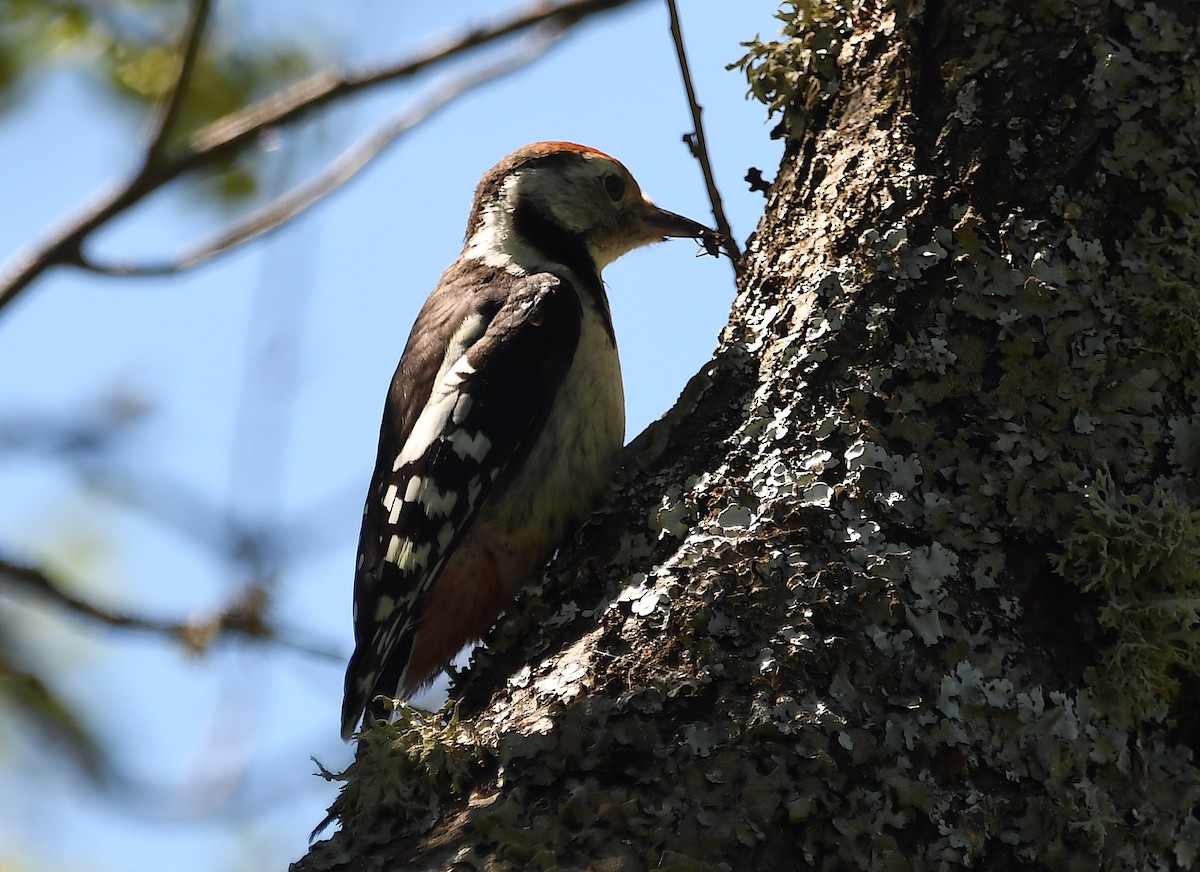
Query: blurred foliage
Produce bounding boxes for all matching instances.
[0,628,105,781]
[0,0,319,199]
[0,0,323,798]
[0,478,127,785]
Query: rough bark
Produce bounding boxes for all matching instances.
[295,1,1200,869]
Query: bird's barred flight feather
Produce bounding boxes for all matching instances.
[341,271,581,738]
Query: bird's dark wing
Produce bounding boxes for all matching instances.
[341,271,582,739]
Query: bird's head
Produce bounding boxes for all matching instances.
[463,141,712,276]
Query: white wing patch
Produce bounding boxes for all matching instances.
[452,393,473,424]
[372,595,395,621]
[434,312,486,385]
[445,357,475,385]
[383,475,457,520]
[395,389,456,471]
[385,534,432,570]
[448,429,492,463]
[415,480,458,518]
[393,313,486,472]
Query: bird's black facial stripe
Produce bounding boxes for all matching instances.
[512,197,593,281]
[512,196,612,340]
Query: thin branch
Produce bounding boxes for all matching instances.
[181,0,631,170]
[0,555,342,662]
[664,0,742,275]
[80,34,559,278]
[142,0,213,170]
[0,0,643,315]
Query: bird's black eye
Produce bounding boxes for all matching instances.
[603,173,625,202]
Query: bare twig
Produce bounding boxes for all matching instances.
[664,0,742,275]
[80,34,559,277]
[182,0,630,167]
[142,0,212,169]
[0,555,342,662]
[0,0,642,315]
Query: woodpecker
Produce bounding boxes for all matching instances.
[341,141,712,740]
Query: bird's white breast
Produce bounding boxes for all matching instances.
[488,298,624,543]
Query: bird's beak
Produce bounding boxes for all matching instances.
[640,201,713,240]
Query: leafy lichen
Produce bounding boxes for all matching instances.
[1052,469,1200,721]
[729,0,860,135]
[317,703,495,849]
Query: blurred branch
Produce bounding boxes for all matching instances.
[142,0,213,169]
[1,402,356,596]
[81,462,286,566]
[0,0,643,315]
[665,0,742,274]
[0,392,150,460]
[78,33,559,277]
[0,399,350,568]
[0,554,342,662]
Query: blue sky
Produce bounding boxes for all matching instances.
[0,2,783,869]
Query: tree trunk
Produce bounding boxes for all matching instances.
[295,1,1200,869]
